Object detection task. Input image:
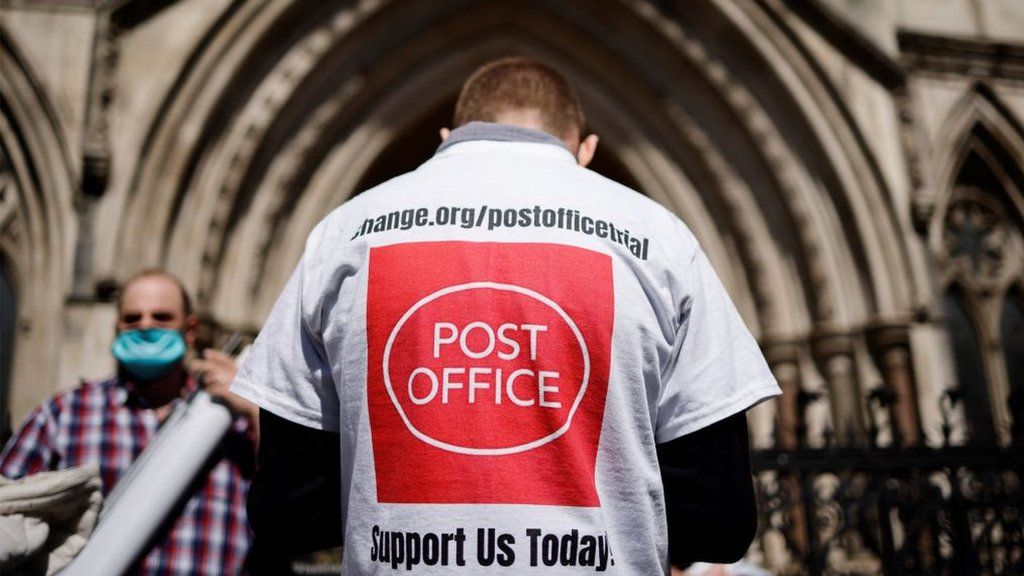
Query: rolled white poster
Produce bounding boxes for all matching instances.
[60,390,233,575]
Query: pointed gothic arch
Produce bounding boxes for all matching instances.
[109,0,937,449]
[933,84,1024,213]
[0,28,78,420]
[117,0,915,328]
[119,0,820,334]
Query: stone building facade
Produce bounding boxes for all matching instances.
[0,0,1022,565]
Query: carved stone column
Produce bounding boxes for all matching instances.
[765,342,802,449]
[763,341,810,561]
[813,332,866,445]
[868,323,922,446]
[82,13,116,199]
[74,11,117,298]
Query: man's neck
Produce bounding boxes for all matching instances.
[436,121,570,154]
[127,366,188,408]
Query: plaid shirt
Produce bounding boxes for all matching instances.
[1,376,253,575]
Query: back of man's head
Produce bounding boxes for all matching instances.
[453,57,585,141]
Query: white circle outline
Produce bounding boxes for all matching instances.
[382,282,590,456]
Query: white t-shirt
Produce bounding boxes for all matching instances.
[231,123,780,575]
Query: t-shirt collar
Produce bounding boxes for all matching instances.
[435,121,574,158]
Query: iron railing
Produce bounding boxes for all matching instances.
[751,444,1023,575]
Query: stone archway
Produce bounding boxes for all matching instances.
[115,0,921,446]
[0,29,77,420]
[122,0,808,324]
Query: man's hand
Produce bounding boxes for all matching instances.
[190,349,259,431]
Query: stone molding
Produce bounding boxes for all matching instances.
[777,0,905,90]
[899,31,1024,82]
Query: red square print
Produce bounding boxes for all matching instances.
[366,241,613,506]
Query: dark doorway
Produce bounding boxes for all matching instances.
[1,263,15,445]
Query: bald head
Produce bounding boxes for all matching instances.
[454,57,586,141]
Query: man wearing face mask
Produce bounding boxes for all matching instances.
[1,269,257,575]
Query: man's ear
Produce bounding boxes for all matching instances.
[440,127,451,142]
[576,134,599,167]
[183,314,199,349]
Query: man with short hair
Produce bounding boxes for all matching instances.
[235,57,780,574]
[2,269,257,574]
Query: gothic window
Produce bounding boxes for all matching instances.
[941,185,1020,293]
[934,130,1024,444]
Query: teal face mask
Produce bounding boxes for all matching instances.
[111,328,186,381]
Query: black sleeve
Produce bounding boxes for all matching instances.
[247,409,342,563]
[656,411,758,568]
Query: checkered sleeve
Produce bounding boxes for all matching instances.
[1,400,59,478]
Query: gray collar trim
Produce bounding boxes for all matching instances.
[436,121,569,154]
